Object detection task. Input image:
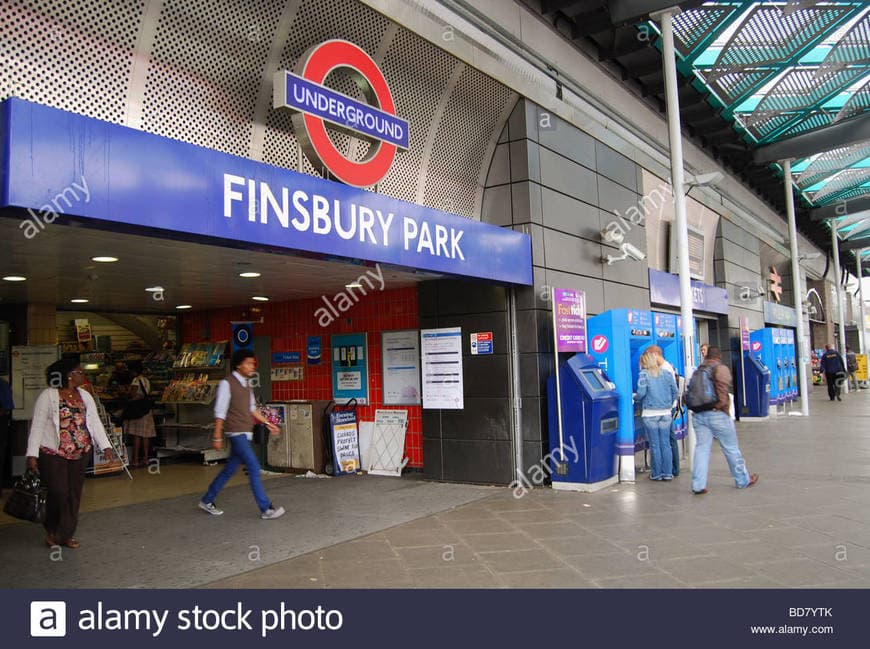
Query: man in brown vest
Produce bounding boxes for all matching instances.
[199,349,285,519]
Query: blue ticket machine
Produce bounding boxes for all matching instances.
[736,353,771,417]
[652,312,686,439]
[587,309,653,481]
[547,354,620,491]
[750,328,782,405]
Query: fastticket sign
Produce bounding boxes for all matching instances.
[0,99,532,286]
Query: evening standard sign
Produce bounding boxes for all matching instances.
[1,99,532,285]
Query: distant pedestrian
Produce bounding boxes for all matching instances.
[820,344,847,401]
[690,346,758,495]
[199,349,285,519]
[635,347,679,481]
[123,360,156,467]
[845,346,858,391]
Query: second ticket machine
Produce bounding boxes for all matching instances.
[587,309,653,480]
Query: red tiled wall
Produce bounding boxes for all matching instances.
[180,286,423,467]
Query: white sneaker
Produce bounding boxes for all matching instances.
[261,506,285,520]
[198,501,223,516]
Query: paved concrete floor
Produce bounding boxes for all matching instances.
[1,385,868,588]
[207,387,870,589]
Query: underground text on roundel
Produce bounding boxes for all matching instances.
[30,601,344,638]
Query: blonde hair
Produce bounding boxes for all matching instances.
[640,349,662,377]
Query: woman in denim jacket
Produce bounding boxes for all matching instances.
[634,347,679,481]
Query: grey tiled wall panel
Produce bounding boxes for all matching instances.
[537,116,596,167]
[538,147,598,204]
[595,141,638,192]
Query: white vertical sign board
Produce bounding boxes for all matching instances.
[381,329,421,405]
[12,345,59,420]
[421,327,463,409]
[368,409,409,477]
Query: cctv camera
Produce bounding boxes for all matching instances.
[601,227,624,245]
[620,242,646,261]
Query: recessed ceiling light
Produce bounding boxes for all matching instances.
[145,286,164,292]
[91,256,118,263]
[70,298,89,304]
[175,304,192,310]
[239,272,261,278]
[252,296,269,302]
[2,276,26,282]
[345,283,363,289]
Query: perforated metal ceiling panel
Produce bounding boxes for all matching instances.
[0,0,517,221]
[1,0,144,123]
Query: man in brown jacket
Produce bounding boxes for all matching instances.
[690,346,759,495]
[199,349,285,519]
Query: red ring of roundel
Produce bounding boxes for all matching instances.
[301,40,398,187]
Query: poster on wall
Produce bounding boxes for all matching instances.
[331,333,369,404]
[307,336,322,365]
[551,289,587,353]
[381,330,421,405]
[231,321,254,354]
[421,327,463,409]
[74,319,94,351]
[11,345,60,420]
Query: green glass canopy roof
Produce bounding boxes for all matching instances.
[648,1,870,255]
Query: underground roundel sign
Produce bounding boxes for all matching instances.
[273,40,408,187]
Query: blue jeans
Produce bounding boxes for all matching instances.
[202,435,271,512]
[642,415,673,480]
[691,410,750,491]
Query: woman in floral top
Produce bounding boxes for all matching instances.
[26,359,113,549]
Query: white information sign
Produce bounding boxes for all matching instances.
[421,327,463,410]
[12,345,59,420]
[382,330,421,405]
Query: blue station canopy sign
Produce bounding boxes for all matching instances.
[0,99,532,286]
[648,269,729,315]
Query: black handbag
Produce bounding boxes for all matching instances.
[121,378,154,420]
[3,469,47,523]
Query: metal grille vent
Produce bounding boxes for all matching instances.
[797,141,870,189]
[377,29,457,205]
[714,5,851,70]
[672,4,736,59]
[755,68,864,114]
[142,0,285,157]
[423,66,513,218]
[709,70,772,105]
[261,0,390,179]
[812,167,870,203]
[0,0,143,123]
[819,15,870,68]
[834,77,870,122]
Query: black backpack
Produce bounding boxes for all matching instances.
[684,364,718,412]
